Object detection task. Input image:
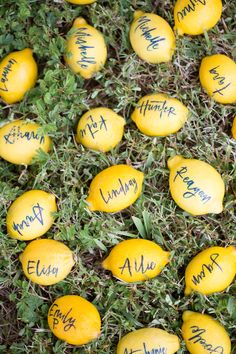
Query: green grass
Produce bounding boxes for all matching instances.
[0,0,235,353]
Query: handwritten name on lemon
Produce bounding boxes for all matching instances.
[209,65,231,96]
[4,125,45,145]
[137,99,176,118]
[189,326,224,354]
[0,58,17,92]
[119,255,156,277]
[176,0,207,22]
[173,166,211,203]
[124,345,167,354]
[49,304,76,332]
[135,16,165,51]
[99,177,138,204]
[75,27,96,68]
[12,203,44,236]
[27,259,59,278]
[191,253,223,286]
[79,115,107,140]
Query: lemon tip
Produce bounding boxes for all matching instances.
[182,310,194,322]
[119,116,126,126]
[139,171,145,181]
[184,286,192,296]
[133,10,144,20]
[167,155,183,170]
[166,252,171,262]
[85,197,96,211]
[73,17,87,27]
[101,258,109,269]
[82,73,93,79]
[174,25,184,36]
[210,203,223,214]
[22,48,33,56]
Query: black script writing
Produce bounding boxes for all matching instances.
[119,255,156,277]
[124,349,141,354]
[189,326,224,353]
[49,304,76,332]
[99,178,138,204]
[27,260,59,278]
[192,253,223,286]
[0,58,17,92]
[12,203,44,236]
[209,66,226,85]
[124,343,167,354]
[213,84,231,96]
[79,115,107,139]
[137,99,176,119]
[75,27,96,68]
[135,16,165,51]
[4,125,45,145]
[177,0,207,22]
[209,66,231,96]
[173,166,211,203]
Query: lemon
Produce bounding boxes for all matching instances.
[48,295,101,345]
[0,120,51,165]
[117,328,180,354]
[174,0,222,36]
[0,48,38,104]
[76,107,125,152]
[131,93,189,136]
[19,239,75,286]
[199,54,236,104]
[182,311,231,354]
[7,190,57,241]
[102,239,169,283]
[168,155,225,216]
[86,164,144,212]
[185,246,236,296]
[232,116,236,139]
[66,0,96,4]
[129,10,176,64]
[65,17,107,79]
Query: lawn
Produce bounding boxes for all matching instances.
[0,0,235,353]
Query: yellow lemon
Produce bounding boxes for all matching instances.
[0,120,51,165]
[174,0,222,36]
[185,246,236,296]
[0,48,38,104]
[199,54,236,104]
[65,17,107,79]
[117,328,180,354]
[168,155,225,215]
[86,165,144,212]
[76,107,125,152]
[232,116,236,139]
[19,239,75,286]
[102,239,169,283]
[48,295,101,345]
[131,93,189,136]
[6,190,57,241]
[129,11,176,64]
[182,311,231,354]
[66,0,96,4]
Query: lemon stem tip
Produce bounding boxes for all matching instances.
[133,10,144,20]
[167,155,183,170]
[73,17,87,27]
